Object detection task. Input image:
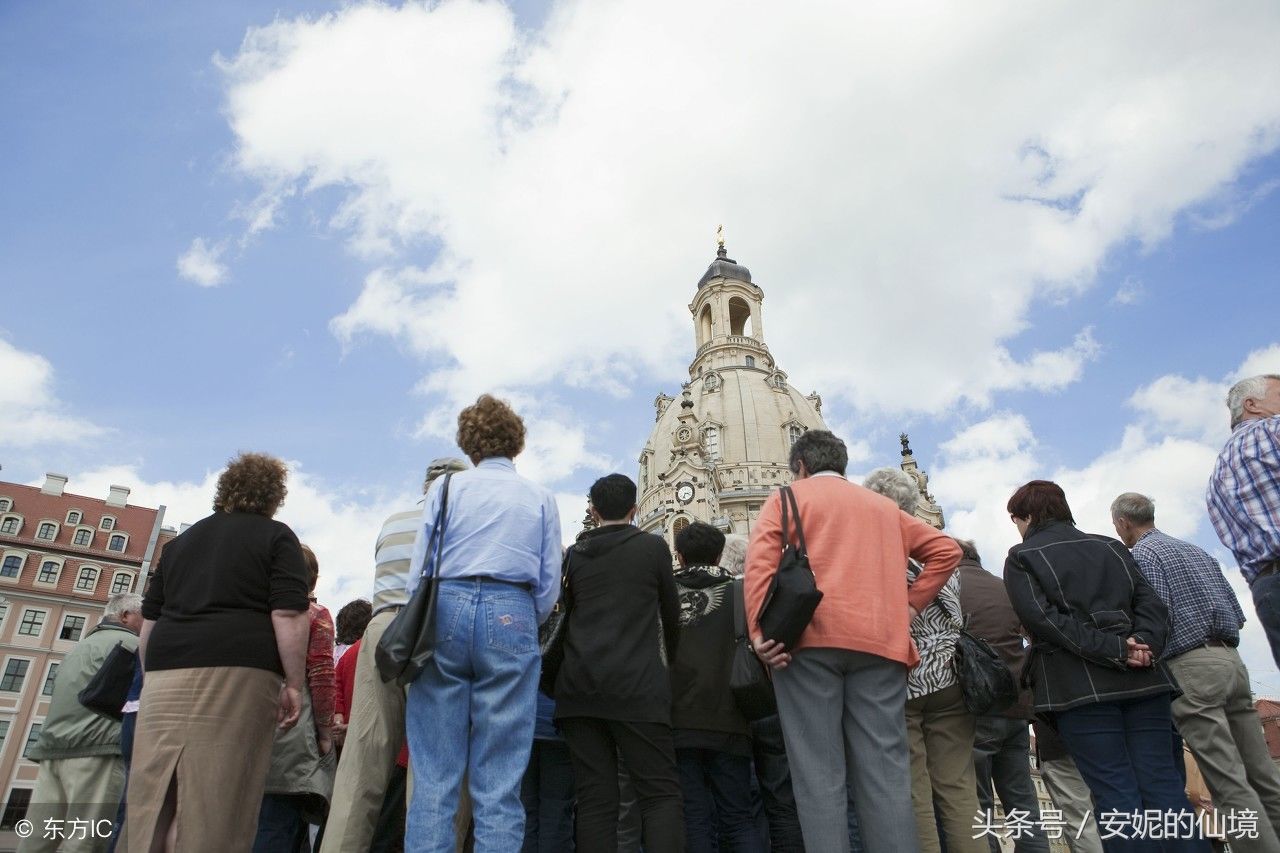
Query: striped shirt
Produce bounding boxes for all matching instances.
[371,503,424,614]
[1130,529,1243,659]
[1207,415,1280,584]
[906,562,961,700]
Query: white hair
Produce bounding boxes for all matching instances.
[104,592,142,621]
[1227,374,1280,427]
[1110,492,1155,526]
[720,534,748,578]
[862,467,919,514]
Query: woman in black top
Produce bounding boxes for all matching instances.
[554,474,685,853]
[1003,480,1205,853]
[127,452,312,853]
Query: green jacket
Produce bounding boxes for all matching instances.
[28,621,138,761]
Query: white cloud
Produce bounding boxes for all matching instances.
[176,237,228,287]
[211,0,1280,415]
[1111,276,1144,306]
[0,338,104,447]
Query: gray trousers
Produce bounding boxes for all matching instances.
[1039,757,1103,853]
[773,647,920,853]
[1168,645,1280,853]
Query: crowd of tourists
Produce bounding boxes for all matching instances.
[17,373,1280,853]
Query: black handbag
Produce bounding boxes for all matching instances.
[756,485,824,649]
[375,473,452,687]
[538,550,574,696]
[78,640,138,721]
[729,577,777,721]
[952,620,1017,715]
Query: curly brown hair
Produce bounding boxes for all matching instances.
[212,452,289,516]
[456,394,526,462]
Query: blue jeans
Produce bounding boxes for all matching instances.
[406,579,540,853]
[1252,572,1280,671]
[677,748,767,853]
[253,795,309,852]
[521,739,576,853]
[1055,694,1210,853]
[749,715,804,852]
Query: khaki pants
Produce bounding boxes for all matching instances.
[1169,645,1280,853]
[1039,757,1104,853]
[322,609,473,853]
[21,755,124,853]
[905,684,986,853]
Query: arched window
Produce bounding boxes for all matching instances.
[745,355,756,368]
[1,555,22,578]
[36,562,60,585]
[728,297,753,336]
[699,304,713,345]
[73,529,92,547]
[65,510,81,525]
[703,426,720,460]
[0,499,10,512]
[36,523,57,541]
[0,517,18,535]
[673,517,691,537]
[788,425,804,447]
[107,534,127,552]
[100,517,115,531]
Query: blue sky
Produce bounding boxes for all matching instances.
[3,2,1279,688]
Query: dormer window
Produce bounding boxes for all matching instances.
[0,499,10,513]
[66,510,81,525]
[36,523,57,541]
[73,528,92,547]
[100,517,115,531]
[0,517,18,535]
[107,534,127,553]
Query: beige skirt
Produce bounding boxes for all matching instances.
[126,666,281,853]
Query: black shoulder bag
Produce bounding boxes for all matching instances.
[756,485,824,649]
[375,473,452,686]
[729,577,777,721]
[78,640,138,721]
[537,549,574,696]
[942,593,1017,715]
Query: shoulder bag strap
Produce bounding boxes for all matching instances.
[779,485,792,552]
[732,577,747,641]
[782,485,807,556]
[422,473,453,581]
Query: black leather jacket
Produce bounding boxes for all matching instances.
[1003,520,1175,714]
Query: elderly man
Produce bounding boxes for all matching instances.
[1207,373,1280,667]
[1113,491,1280,852]
[22,593,143,853]
[321,456,469,853]
[745,430,961,851]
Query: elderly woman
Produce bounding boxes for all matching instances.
[128,452,312,853]
[863,467,984,853]
[1004,481,1205,853]
[404,394,562,852]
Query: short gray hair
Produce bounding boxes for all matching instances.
[1227,375,1280,427]
[1110,492,1155,526]
[862,467,919,514]
[423,457,469,493]
[720,534,748,577]
[104,592,142,621]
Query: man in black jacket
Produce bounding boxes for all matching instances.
[554,474,685,852]
[671,521,766,853]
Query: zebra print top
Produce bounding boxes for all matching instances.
[906,561,962,700]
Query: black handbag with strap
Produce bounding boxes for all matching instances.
[78,640,138,721]
[538,549,574,696]
[953,622,1018,715]
[375,473,453,687]
[729,577,777,721]
[756,485,823,649]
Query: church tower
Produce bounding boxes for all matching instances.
[636,237,829,548]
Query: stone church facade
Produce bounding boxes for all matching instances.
[634,240,943,549]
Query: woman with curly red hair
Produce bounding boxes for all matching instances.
[127,452,312,853]
[404,395,563,852]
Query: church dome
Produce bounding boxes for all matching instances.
[697,246,752,289]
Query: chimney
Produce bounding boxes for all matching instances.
[106,485,131,508]
[41,473,69,496]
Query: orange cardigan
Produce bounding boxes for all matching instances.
[744,474,961,668]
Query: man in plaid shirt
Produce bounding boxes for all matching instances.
[1206,373,1280,668]
[1113,491,1280,853]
